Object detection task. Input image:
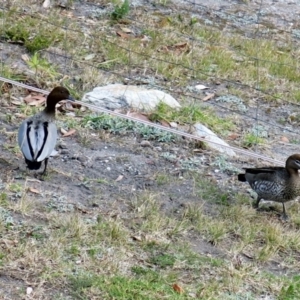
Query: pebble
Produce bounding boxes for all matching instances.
[170,147,179,153]
[26,287,33,295]
[60,150,69,155]
[140,140,152,147]
[169,122,177,128]
[58,143,68,149]
[195,84,208,90]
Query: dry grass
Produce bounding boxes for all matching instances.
[2,173,300,299]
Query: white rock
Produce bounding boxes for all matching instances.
[82,84,181,112]
[42,0,51,8]
[140,140,152,147]
[26,287,33,295]
[195,84,208,90]
[194,123,236,157]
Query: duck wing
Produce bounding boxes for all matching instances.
[243,166,285,174]
[18,120,57,162]
[243,167,288,185]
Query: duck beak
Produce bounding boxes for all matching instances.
[67,95,75,102]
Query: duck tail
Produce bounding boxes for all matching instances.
[25,158,42,170]
[238,174,246,182]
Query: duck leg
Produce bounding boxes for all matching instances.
[41,158,48,175]
[253,197,261,209]
[281,202,288,220]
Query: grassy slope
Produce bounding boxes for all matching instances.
[1,0,300,299]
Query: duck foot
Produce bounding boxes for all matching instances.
[33,173,45,181]
[33,159,49,180]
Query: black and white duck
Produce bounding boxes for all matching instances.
[18,86,74,175]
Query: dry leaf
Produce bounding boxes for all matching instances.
[281,136,289,143]
[15,113,26,118]
[11,100,22,106]
[121,27,132,33]
[127,111,150,122]
[173,283,184,294]
[158,45,169,53]
[24,94,34,103]
[62,129,76,137]
[65,102,75,111]
[70,102,81,109]
[21,54,30,62]
[159,120,170,127]
[228,133,239,140]
[132,235,142,241]
[202,93,215,101]
[75,205,88,214]
[116,31,130,39]
[193,149,203,153]
[60,128,67,135]
[28,98,46,106]
[173,42,188,49]
[28,187,40,194]
[24,94,46,104]
[115,175,124,182]
[31,95,47,101]
[66,112,76,117]
[139,35,151,42]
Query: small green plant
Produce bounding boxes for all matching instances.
[280,276,300,299]
[196,176,229,205]
[9,183,23,193]
[5,24,29,43]
[212,155,242,174]
[111,0,130,20]
[25,35,53,53]
[242,133,265,148]
[83,114,175,142]
[0,193,8,206]
[4,16,56,53]
[149,253,176,268]
[150,102,234,134]
[155,173,169,185]
[27,53,59,81]
[189,17,198,26]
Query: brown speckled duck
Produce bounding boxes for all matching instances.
[238,154,300,218]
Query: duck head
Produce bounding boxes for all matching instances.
[286,154,300,172]
[44,86,74,114]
